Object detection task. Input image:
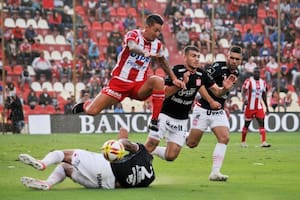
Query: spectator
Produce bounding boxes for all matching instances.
[123,13,136,31]
[175,26,189,51]
[47,10,63,35]
[27,90,38,109]
[64,97,73,114]
[188,27,201,48]
[242,57,257,81]
[259,43,272,63]
[172,11,183,34]
[231,30,243,47]
[87,0,97,19]
[20,65,32,89]
[5,94,24,133]
[263,10,277,37]
[283,92,293,111]
[31,38,42,59]
[292,41,300,62]
[114,102,124,113]
[18,39,32,65]
[12,26,24,47]
[76,42,89,60]
[32,51,52,81]
[253,31,265,47]
[61,6,73,30]
[38,88,52,106]
[88,43,100,60]
[24,24,37,44]
[248,0,258,18]
[265,57,279,83]
[96,0,110,22]
[216,2,227,18]
[182,13,195,32]
[243,29,255,47]
[270,90,284,112]
[6,39,18,65]
[106,41,117,61]
[59,56,72,82]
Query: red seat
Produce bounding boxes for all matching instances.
[92,21,102,31]
[13,65,23,76]
[102,21,113,32]
[128,7,138,17]
[117,7,127,17]
[257,8,267,19]
[234,24,243,33]
[243,23,253,32]
[4,65,13,76]
[98,37,109,47]
[253,24,264,34]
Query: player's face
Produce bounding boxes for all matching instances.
[253,70,260,80]
[227,52,242,70]
[185,50,200,71]
[144,23,162,41]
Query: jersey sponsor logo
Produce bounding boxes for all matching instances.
[126,165,154,186]
[206,110,224,115]
[166,119,183,131]
[130,52,151,63]
[178,88,197,97]
[96,173,103,188]
[103,88,122,100]
[171,96,193,105]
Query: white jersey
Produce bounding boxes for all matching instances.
[111,29,163,82]
[71,150,115,189]
[242,77,267,110]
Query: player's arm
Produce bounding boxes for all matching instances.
[241,80,249,105]
[199,86,221,109]
[118,128,139,153]
[262,91,269,114]
[157,57,186,89]
[127,40,151,56]
[165,70,190,98]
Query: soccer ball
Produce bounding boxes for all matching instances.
[101,140,125,162]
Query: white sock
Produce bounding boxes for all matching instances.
[46,164,66,186]
[41,150,64,167]
[152,146,166,160]
[211,143,227,174]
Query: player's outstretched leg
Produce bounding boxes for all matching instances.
[21,177,50,190]
[19,154,46,170]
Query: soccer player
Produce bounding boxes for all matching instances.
[72,14,185,130]
[144,46,237,162]
[19,128,155,190]
[241,67,271,148]
[186,46,242,181]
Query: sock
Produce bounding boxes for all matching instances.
[211,143,227,174]
[241,127,248,142]
[46,164,66,186]
[259,127,266,143]
[151,90,165,120]
[41,150,64,167]
[151,146,166,160]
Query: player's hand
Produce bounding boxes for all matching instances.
[209,101,221,110]
[183,71,191,84]
[223,74,237,90]
[173,78,186,89]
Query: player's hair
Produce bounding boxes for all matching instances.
[229,45,242,54]
[184,45,200,54]
[146,14,164,26]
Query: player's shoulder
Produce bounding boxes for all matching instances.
[195,67,206,76]
[173,64,187,72]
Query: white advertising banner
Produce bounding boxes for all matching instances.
[28,115,51,134]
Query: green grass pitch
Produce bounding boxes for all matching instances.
[0,132,299,200]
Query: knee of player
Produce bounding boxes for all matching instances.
[84,107,98,116]
[60,163,73,177]
[186,141,198,148]
[165,154,178,161]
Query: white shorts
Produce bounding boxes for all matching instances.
[149,113,188,147]
[190,105,229,131]
[71,149,115,189]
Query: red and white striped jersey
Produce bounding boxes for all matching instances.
[111,29,163,82]
[242,77,267,110]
